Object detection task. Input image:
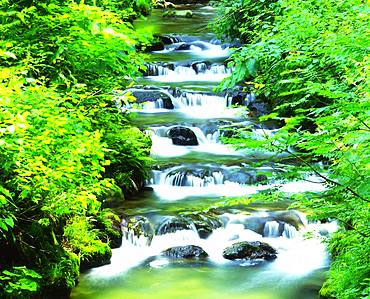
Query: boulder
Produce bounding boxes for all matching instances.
[162,245,208,259]
[167,126,198,146]
[163,10,193,18]
[158,34,183,45]
[185,212,224,238]
[80,243,112,271]
[126,88,174,109]
[156,216,196,235]
[222,241,277,261]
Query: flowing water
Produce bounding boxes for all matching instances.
[72,5,333,299]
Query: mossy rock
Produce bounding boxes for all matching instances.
[162,245,208,259]
[80,241,112,272]
[222,241,277,261]
[163,10,193,18]
[96,209,123,249]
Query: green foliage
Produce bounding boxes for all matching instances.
[213,0,370,298]
[0,0,152,297]
[0,0,153,91]
[0,266,42,298]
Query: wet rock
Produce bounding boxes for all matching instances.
[167,126,199,146]
[222,241,277,261]
[125,216,155,245]
[156,216,196,235]
[146,41,165,52]
[271,210,305,229]
[162,245,208,259]
[80,243,112,271]
[126,88,174,109]
[227,171,255,184]
[155,0,177,9]
[159,34,183,45]
[185,212,224,239]
[163,10,193,18]
[175,43,192,51]
[223,86,270,116]
[95,211,123,249]
[191,61,210,73]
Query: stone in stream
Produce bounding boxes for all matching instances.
[126,88,174,109]
[156,216,196,235]
[167,126,199,146]
[162,245,208,259]
[184,212,224,239]
[158,34,183,45]
[222,241,277,261]
[163,10,193,18]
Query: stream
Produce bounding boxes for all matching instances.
[71,4,335,299]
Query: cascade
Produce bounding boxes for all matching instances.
[72,5,333,299]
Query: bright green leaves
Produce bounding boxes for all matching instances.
[0,0,152,91]
[214,0,370,298]
[0,266,42,298]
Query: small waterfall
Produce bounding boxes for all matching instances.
[124,231,152,247]
[283,223,299,239]
[174,65,196,76]
[263,221,281,238]
[146,63,232,77]
[163,171,225,187]
[177,92,229,108]
[205,64,232,75]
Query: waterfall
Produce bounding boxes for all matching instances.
[177,92,229,108]
[263,221,281,238]
[163,171,225,187]
[283,223,299,239]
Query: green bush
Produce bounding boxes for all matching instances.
[0,0,153,297]
[213,0,370,298]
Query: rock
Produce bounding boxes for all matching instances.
[191,61,210,73]
[185,212,224,239]
[125,216,155,245]
[156,216,196,235]
[80,243,112,271]
[158,34,182,45]
[163,10,193,18]
[223,86,270,116]
[222,241,277,261]
[162,245,208,259]
[146,41,165,52]
[126,88,174,109]
[175,43,191,51]
[96,211,123,249]
[155,0,177,9]
[167,126,199,146]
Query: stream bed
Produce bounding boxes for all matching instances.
[71,5,333,299]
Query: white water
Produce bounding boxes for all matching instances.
[85,213,337,279]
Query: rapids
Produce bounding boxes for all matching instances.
[71,4,333,299]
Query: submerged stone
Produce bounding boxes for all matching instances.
[222,241,277,261]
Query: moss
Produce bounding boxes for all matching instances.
[79,241,112,272]
[96,209,123,249]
